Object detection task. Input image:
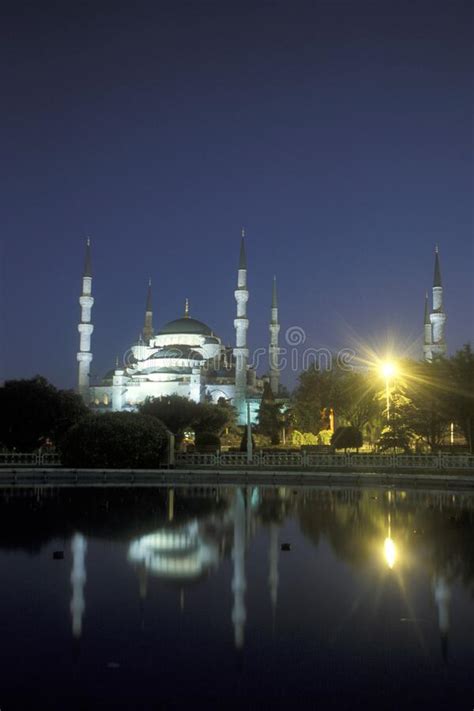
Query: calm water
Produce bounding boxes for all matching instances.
[0,484,473,710]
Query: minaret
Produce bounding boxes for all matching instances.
[77,238,94,402]
[233,231,249,423]
[429,245,447,358]
[70,533,87,639]
[269,276,280,397]
[142,278,154,343]
[231,488,247,649]
[423,291,432,361]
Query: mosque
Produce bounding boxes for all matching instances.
[76,233,281,423]
[76,238,445,421]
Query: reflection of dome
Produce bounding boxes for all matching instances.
[158,318,214,337]
[128,522,219,580]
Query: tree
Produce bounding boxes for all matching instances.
[397,359,450,451]
[331,426,363,452]
[60,412,168,468]
[0,376,88,452]
[335,371,382,431]
[138,395,198,443]
[193,400,234,436]
[139,395,235,443]
[292,368,381,436]
[292,369,339,433]
[257,382,283,445]
[440,345,474,453]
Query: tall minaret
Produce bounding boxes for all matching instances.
[423,291,432,361]
[425,246,447,361]
[233,231,249,422]
[77,238,94,401]
[143,278,154,343]
[269,276,280,397]
[231,488,247,649]
[70,533,87,639]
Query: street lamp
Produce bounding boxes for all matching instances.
[380,361,397,422]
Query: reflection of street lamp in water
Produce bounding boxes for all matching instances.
[383,493,396,569]
[384,534,396,569]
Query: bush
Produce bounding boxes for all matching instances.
[194,431,221,452]
[289,430,318,447]
[331,426,363,452]
[60,412,169,468]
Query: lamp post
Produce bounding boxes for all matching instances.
[380,361,397,422]
[246,401,253,464]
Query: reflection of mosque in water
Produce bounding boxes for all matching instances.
[1,485,472,659]
[69,487,276,650]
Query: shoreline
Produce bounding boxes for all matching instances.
[0,467,473,490]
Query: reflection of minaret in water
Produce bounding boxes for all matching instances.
[433,575,451,663]
[269,523,279,631]
[70,533,87,638]
[232,488,247,649]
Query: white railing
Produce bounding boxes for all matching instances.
[0,452,62,467]
[1,451,473,471]
[175,452,474,471]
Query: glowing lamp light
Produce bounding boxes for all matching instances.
[381,361,397,379]
[384,537,396,569]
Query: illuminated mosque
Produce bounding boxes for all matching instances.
[76,234,281,423]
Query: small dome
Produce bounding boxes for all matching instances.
[158,317,215,337]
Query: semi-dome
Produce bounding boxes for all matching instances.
[158,317,215,337]
[151,346,203,360]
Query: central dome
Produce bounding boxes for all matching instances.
[158,317,214,337]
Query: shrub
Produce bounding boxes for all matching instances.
[60,412,168,468]
[331,426,363,452]
[289,430,318,447]
[194,431,221,452]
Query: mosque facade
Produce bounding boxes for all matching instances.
[76,235,281,423]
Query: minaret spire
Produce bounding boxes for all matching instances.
[184,298,190,318]
[239,230,247,269]
[433,244,442,287]
[77,238,94,402]
[425,245,447,360]
[143,278,154,343]
[269,275,280,396]
[233,232,249,423]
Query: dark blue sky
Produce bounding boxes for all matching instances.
[2,0,472,389]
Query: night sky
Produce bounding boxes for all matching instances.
[2,0,472,390]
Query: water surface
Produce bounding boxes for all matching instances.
[0,484,473,710]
